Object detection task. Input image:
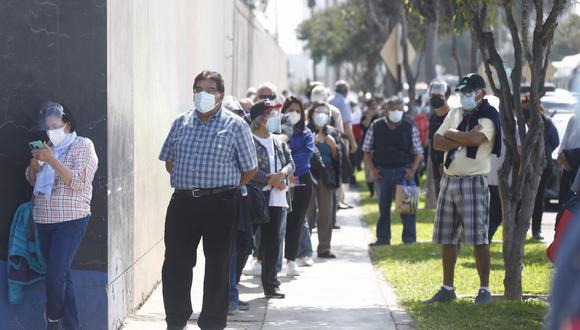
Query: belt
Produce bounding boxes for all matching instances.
[175,186,237,198]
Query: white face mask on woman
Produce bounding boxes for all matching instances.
[47,127,67,146]
[287,112,301,125]
[313,113,329,127]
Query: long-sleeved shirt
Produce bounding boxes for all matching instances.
[26,137,98,224]
[289,129,314,177]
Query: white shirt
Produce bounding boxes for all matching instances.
[560,115,580,151]
[253,134,289,208]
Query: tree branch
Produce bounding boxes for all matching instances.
[365,0,388,35]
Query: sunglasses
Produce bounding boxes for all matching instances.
[258,94,276,101]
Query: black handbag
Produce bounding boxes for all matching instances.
[245,184,270,224]
[319,166,338,189]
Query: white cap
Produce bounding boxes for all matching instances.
[429,80,448,96]
[311,85,328,103]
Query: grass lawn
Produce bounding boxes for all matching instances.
[355,169,553,330]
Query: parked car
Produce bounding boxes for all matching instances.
[545,111,575,205]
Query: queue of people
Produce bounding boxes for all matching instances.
[18,68,579,330]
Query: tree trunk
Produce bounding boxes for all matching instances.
[423,17,438,82]
[470,29,479,72]
[451,33,463,77]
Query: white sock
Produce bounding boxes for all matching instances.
[480,286,491,293]
[442,285,454,291]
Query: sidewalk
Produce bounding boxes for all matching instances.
[121,188,408,330]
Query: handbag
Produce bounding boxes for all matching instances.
[245,184,270,224]
[395,179,419,214]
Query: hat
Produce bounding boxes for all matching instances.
[310,85,328,102]
[429,80,448,96]
[455,73,486,92]
[249,100,282,121]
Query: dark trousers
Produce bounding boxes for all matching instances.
[376,166,416,244]
[260,207,284,293]
[162,190,238,330]
[37,216,89,330]
[285,173,314,261]
[560,169,578,208]
[532,168,552,235]
[488,185,502,241]
[431,158,443,199]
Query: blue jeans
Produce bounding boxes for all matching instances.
[37,216,89,330]
[376,167,416,244]
[276,209,288,273]
[229,242,239,309]
[297,216,313,258]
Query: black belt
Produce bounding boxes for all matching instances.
[175,186,237,198]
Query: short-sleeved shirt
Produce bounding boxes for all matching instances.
[329,93,352,124]
[436,108,496,176]
[159,107,257,189]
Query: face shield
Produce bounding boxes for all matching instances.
[39,102,66,131]
[312,105,331,128]
[264,103,283,134]
[222,95,245,117]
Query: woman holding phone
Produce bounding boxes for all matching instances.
[25,102,98,330]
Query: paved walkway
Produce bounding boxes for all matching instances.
[122,188,409,330]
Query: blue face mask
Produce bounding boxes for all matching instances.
[266,115,281,133]
[460,95,477,111]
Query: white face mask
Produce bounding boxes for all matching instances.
[194,91,217,113]
[47,127,67,146]
[387,110,403,123]
[313,113,329,127]
[287,112,301,125]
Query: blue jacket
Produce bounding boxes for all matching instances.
[290,129,314,177]
[7,202,46,304]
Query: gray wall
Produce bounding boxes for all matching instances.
[106,1,288,328]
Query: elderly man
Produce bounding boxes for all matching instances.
[364,97,423,246]
[330,80,358,154]
[428,73,501,305]
[159,70,258,330]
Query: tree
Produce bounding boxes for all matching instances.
[550,13,580,60]
[464,0,569,300]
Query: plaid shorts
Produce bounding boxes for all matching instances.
[432,174,490,245]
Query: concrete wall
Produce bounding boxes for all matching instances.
[107,1,288,329]
[0,1,108,329]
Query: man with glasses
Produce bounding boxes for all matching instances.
[159,70,258,330]
[427,73,501,305]
[255,82,279,102]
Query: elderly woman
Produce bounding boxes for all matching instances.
[248,100,295,299]
[306,101,341,259]
[25,102,98,330]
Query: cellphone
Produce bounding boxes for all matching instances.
[29,140,44,150]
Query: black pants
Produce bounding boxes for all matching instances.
[260,207,284,293]
[285,173,314,261]
[488,185,502,241]
[162,189,238,330]
[532,168,552,235]
[560,168,578,208]
[431,158,443,199]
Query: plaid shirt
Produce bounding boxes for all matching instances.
[159,108,257,189]
[362,117,423,155]
[26,137,99,224]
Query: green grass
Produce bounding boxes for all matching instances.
[355,169,552,330]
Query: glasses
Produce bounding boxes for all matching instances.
[257,94,276,101]
[194,87,219,95]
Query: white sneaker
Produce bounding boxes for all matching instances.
[286,261,301,276]
[297,256,314,267]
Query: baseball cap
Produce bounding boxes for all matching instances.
[250,100,282,121]
[310,85,328,103]
[429,80,448,96]
[455,73,486,92]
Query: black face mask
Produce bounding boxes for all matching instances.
[430,96,445,109]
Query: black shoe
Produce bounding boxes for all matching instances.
[332,225,341,230]
[369,241,390,247]
[318,251,336,259]
[265,289,285,299]
[47,322,59,330]
[425,287,457,303]
[166,322,188,330]
[533,232,544,240]
[239,300,250,311]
